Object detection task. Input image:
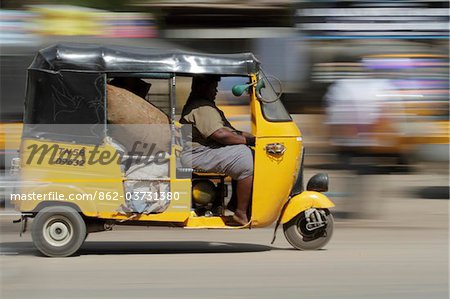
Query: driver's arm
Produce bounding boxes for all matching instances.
[210,129,255,146]
[237,131,254,138]
[210,128,245,145]
[191,106,255,146]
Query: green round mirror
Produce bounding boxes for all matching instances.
[232,84,252,97]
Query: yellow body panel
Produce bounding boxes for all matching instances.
[17,139,192,222]
[280,191,335,224]
[17,139,125,215]
[251,136,302,227]
[249,76,304,227]
[184,214,245,229]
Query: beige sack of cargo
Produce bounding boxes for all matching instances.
[107,84,169,124]
[106,84,171,153]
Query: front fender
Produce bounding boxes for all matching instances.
[280,191,335,224]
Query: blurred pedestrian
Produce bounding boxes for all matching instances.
[324,72,398,218]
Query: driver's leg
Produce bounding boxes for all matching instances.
[187,144,253,225]
[226,180,238,212]
[233,175,253,225]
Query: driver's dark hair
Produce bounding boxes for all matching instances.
[191,74,221,91]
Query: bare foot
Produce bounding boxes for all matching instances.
[232,210,248,226]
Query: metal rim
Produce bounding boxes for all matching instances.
[42,216,74,247]
[296,214,327,242]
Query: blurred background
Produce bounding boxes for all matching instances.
[1,0,449,217]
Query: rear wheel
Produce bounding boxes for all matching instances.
[283,209,333,250]
[31,206,86,257]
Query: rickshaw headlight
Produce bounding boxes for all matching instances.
[306,173,329,192]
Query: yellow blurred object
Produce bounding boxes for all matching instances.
[30,5,102,36]
[0,122,23,168]
[0,122,22,152]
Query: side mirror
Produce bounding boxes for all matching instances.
[231,83,253,97]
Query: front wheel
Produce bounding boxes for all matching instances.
[31,206,87,257]
[283,209,333,250]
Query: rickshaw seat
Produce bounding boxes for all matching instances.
[193,169,228,177]
[176,167,228,179]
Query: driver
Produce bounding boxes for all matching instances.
[180,75,255,226]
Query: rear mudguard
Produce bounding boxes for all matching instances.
[280,191,335,224]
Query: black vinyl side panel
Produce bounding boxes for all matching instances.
[23,70,106,145]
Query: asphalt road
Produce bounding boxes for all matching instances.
[0,170,448,299]
[1,211,448,299]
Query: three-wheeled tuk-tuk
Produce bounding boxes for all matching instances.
[11,44,335,257]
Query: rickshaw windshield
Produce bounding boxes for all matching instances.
[257,71,292,122]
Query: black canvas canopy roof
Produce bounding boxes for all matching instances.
[29,43,260,76]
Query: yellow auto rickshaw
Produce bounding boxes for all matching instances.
[11,43,335,257]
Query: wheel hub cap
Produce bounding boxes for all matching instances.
[49,222,69,241]
[43,216,74,247]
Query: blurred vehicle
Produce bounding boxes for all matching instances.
[12,43,335,257]
[363,53,449,164]
[312,51,449,166]
[324,76,406,163]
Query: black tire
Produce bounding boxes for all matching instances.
[31,206,86,257]
[283,209,334,250]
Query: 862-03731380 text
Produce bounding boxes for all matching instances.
[9,191,180,202]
